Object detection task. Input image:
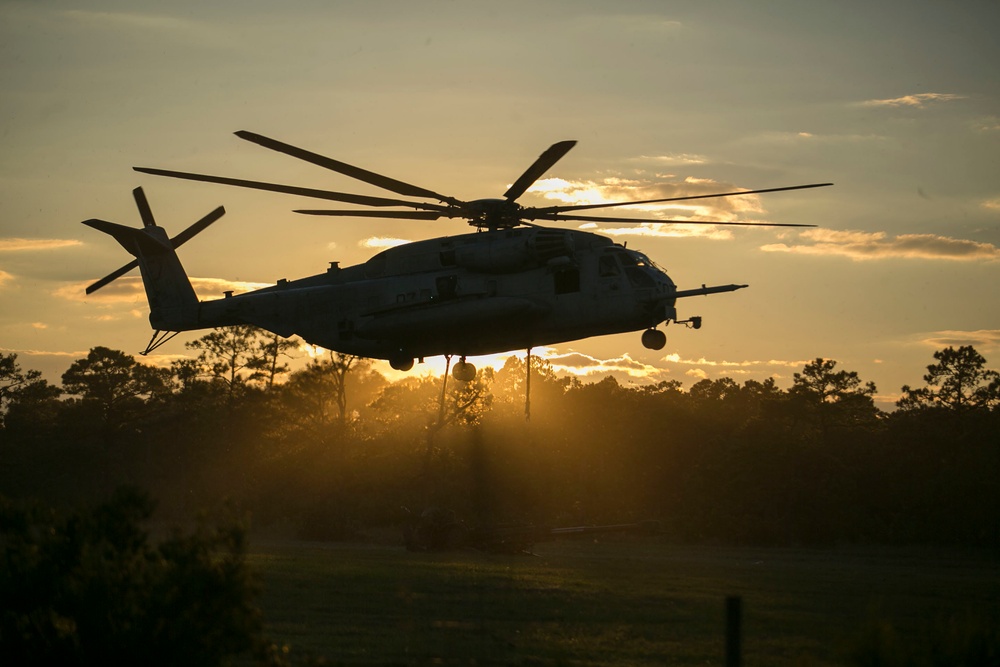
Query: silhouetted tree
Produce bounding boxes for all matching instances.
[249,332,298,391]
[789,358,879,432]
[185,325,268,403]
[0,353,60,432]
[897,345,1000,411]
[61,347,171,440]
[280,352,384,437]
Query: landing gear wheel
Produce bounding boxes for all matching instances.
[452,359,477,382]
[641,328,666,350]
[390,356,414,371]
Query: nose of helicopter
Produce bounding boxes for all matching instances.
[655,267,676,293]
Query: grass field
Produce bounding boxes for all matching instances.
[248,536,1000,666]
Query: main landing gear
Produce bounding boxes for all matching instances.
[641,328,666,350]
[641,316,703,351]
[452,356,476,382]
[390,356,414,371]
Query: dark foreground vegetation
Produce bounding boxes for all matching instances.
[2,329,999,546]
[3,490,997,665]
[2,329,999,664]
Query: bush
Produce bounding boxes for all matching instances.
[0,487,275,666]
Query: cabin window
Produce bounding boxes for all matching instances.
[553,268,580,294]
[436,274,458,300]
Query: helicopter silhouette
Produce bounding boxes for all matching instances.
[82,131,829,379]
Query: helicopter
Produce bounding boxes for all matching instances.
[82,131,829,380]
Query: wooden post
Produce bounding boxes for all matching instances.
[524,348,531,421]
[725,595,742,667]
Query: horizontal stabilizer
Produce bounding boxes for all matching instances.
[82,218,171,256]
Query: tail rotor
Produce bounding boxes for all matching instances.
[84,187,224,294]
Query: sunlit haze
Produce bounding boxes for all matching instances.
[2,1,998,410]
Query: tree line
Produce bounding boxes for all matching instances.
[2,326,999,547]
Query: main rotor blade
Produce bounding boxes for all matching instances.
[503,140,577,202]
[133,167,449,211]
[530,182,834,216]
[132,187,156,228]
[539,212,816,227]
[235,130,461,205]
[294,209,445,220]
[86,260,139,295]
[170,205,226,247]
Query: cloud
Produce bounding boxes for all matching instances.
[760,229,1000,262]
[579,222,734,241]
[60,9,207,36]
[1,347,88,359]
[860,93,966,108]
[545,351,670,380]
[983,198,1000,212]
[576,14,683,33]
[919,329,1000,351]
[190,277,273,298]
[747,131,886,145]
[0,238,83,252]
[0,270,13,288]
[972,116,1000,133]
[630,153,709,166]
[662,353,808,369]
[54,276,272,303]
[361,237,411,249]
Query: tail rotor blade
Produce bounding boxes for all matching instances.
[133,187,157,228]
[86,259,139,294]
[170,206,226,248]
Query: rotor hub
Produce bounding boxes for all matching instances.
[465,198,524,230]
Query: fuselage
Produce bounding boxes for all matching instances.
[186,227,678,362]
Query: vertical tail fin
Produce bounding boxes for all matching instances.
[82,187,225,331]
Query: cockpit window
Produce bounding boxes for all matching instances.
[608,246,666,274]
[599,255,620,277]
[616,250,637,267]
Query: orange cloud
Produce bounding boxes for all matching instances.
[761,229,1000,262]
[54,276,272,303]
[860,93,966,108]
[0,238,83,252]
[920,329,1000,351]
[662,353,809,369]
[546,351,670,380]
[0,270,13,288]
[360,237,412,249]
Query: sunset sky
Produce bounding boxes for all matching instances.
[2,0,998,409]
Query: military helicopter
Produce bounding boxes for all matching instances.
[82,131,829,380]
